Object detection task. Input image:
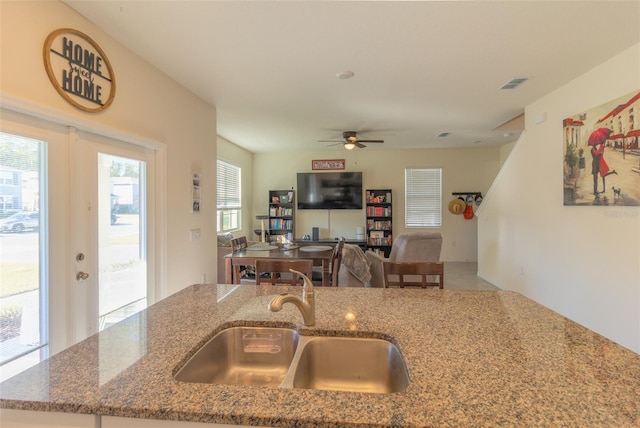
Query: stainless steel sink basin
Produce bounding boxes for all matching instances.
[175,326,409,393]
[174,326,299,387]
[289,336,410,393]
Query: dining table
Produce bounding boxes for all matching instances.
[224,243,336,285]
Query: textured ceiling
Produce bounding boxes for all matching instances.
[65,1,640,153]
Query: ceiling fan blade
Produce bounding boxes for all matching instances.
[318,130,385,149]
[326,142,344,147]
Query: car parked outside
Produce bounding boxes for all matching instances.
[0,211,39,233]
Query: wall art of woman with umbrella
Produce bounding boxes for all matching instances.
[589,127,617,195]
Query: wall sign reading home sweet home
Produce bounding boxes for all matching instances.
[43,28,116,112]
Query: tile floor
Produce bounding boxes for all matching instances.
[443,262,498,290]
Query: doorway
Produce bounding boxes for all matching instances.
[0,108,163,380]
[72,130,157,340]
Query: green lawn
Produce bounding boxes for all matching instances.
[0,263,38,298]
[1,214,139,298]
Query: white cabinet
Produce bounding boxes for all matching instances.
[102,416,258,428]
[0,409,99,428]
[0,411,262,428]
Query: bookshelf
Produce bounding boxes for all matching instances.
[366,189,392,257]
[268,190,294,243]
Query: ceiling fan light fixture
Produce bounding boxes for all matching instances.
[343,142,356,150]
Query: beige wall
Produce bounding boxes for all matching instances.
[499,141,516,167]
[1,1,217,298]
[478,44,640,353]
[252,146,502,262]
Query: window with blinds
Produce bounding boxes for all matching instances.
[405,168,442,227]
[216,160,241,233]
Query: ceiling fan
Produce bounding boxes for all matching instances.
[319,131,384,150]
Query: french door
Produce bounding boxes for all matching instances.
[0,110,69,381]
[71,130,156,341]
[0,130,48,381]
[0,109,159,381]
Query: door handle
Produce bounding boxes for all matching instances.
[76,271,90,281]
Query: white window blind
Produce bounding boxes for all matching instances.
[217,160,241,209]
[405,168,442,227]
[217,160,241,233]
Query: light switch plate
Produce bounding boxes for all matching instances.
[190,228,201,241]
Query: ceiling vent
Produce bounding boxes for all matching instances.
[437,132,450,138]
[500,78,528,90]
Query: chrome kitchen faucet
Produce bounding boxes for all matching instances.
[268,269,315,326]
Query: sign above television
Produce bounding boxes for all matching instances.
[312,159,345,170]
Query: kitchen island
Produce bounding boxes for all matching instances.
[1,284,639,427]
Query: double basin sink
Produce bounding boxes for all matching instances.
[174,326,410,394]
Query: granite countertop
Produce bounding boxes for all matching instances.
[1,285,639,427]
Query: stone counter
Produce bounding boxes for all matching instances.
[1,285,639,427]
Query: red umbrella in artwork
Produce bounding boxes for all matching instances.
[588,128,613,146]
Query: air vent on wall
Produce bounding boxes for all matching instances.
[500,78,528,90]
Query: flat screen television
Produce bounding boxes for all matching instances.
[297,171,363,210]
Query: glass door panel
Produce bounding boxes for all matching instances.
[97,153,147,331]
[0,132,48,382]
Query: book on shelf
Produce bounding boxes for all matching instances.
[366,206,392,216]
[270,206,292,217]
[269,218,292,230]
[367,219,392,230]
[368,235,392,246]
[366,190,392,204]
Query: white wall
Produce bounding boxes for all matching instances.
[477,44,640,353]
[253,146,502,262]
[1,1,217,297]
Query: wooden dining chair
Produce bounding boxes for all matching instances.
[230,236,251,282]
[255,259,314,286]
[382,261,444,289]
[310,238,345,286]
[230,236,248,251]
[330,239,344,287]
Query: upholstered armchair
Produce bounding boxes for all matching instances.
[366,232,443,287]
